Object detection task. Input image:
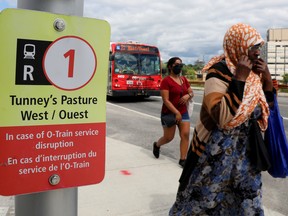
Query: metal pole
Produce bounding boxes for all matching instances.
[275,45,277,80]
[15,1,84,216]
[15,189,77,216]
[285,46,286,75]
[284,45,288,75]
[275,45,282,80]
[17,0,83,16]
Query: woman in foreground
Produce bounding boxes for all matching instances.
[169,23,274,215]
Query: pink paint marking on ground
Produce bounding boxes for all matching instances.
[120,170,132,175]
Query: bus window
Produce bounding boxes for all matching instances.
[114,53,139,74]
[140,55,160,75]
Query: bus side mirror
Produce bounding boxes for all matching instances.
[109,53,115,61]
[161,68,167,74]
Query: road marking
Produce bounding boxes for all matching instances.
[107,101,287,129]
[107,102,160,120]
[107,102,197,130]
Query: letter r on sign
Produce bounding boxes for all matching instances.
[23,65,34,81]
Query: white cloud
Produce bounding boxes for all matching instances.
[83,0,288,64]
[1,0,287,64]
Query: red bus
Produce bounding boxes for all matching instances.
[107,41,162,97]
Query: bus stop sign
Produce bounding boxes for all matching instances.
[0,9,110,196]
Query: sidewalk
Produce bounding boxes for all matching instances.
[78,137,182,216]
[0,137,286,216]
[78,138,285,216]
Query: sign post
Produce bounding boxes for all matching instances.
[0,1,110,215]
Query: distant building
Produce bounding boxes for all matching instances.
[194,59,205,67]
[194,59,205,80]
[262,28,288,81]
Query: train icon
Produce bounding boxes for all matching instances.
[24,44,35,59]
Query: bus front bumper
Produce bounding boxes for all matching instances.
[108,89,160,97]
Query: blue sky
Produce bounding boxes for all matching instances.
[0,1,11,9]
[1,0,288,64]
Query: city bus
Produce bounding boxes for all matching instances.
[107,41,162,97]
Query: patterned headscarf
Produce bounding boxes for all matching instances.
[202,23,269,131]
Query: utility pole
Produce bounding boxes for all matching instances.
[17,0,84,16]
[15,1,84,215]
[284,45,288,75]
[275,45,281,80]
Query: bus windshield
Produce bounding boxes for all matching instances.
[114,52,160,75]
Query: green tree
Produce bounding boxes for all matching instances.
[161,62,168,78]
[161,60,200,80]
[182,64,196,80]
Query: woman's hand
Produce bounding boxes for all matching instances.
[253,58,273,92]
[175,111,182,124]
[234,55,253,81]
[179,94,191,105]
[253,58,271,79]
[253,58,270,77]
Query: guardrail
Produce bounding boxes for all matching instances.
[279,84,288,89]
[188,80,205,86]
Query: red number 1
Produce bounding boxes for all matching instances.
[64,49,75,78]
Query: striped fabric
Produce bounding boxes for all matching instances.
[191,61,242,156]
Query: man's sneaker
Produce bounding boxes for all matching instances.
[179,159,186,168]
[153,142,160,158]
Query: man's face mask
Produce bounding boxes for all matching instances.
[172,64,183,75]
